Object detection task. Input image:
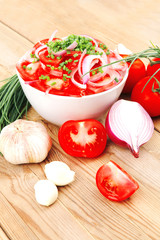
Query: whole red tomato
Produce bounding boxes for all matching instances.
[131,76,160,117]
[146,58,160,79]
[96,161,139,201]
[123,58,146,94]
[58,119,107,158]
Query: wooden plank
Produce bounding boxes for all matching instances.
[0,192,39,240]
[0,227,10,240]
[1,0,160,51]
[0,1,160,239]
[0,155,96,240]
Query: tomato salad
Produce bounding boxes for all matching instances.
[16,30,128,97]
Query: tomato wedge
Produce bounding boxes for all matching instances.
[96,161,139,201]
[58,119,107,158]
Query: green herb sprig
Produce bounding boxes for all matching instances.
[0,74,31,131]
[82,44,160,83]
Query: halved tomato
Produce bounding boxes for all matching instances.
[96,161,139,201]
[58,119,107,158]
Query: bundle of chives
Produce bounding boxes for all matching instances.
[0,74,31,131]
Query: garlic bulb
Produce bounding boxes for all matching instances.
[45,161,75,186]
[0,119,52,164]
[34,180,58,206]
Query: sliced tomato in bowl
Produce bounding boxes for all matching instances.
[58,119,107,158]
[39,49,64,67]
[96,161,139,201]
[16,60,43,82]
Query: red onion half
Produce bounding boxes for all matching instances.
[105,99,154,158]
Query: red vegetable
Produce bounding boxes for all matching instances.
[123,58,146,93]
[16,31,128,97]
[146,58,160,79]
[131,76,160,117]
[96,161,139,201]
[105,99,154,158]
[16,60,43,82]
[58,119,107,158]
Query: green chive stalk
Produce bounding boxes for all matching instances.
[0,74,30,131]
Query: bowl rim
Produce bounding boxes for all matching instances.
[16,67,128,100]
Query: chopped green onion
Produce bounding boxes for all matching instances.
[51,82,56,86]
[73,53,79,58]
[27,67,32,70]
[39,75,50,81]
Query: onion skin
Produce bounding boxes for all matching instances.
[105,99,154,158]
[106,112,128,147]
[106,113,139,157]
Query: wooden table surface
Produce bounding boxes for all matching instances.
[0,0,160,239]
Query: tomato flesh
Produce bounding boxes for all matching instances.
[58,119,107,158]
[96,161,139,201]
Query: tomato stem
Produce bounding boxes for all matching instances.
[152,78,160,93]
[141,68,160,93]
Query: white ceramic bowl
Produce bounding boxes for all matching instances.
[17,70,128,126]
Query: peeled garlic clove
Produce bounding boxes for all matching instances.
[45,161,75,186]
[34,180,58,206]
[0,119,52,164]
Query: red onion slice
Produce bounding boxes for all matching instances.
[108,69,122,82]
[25,79,40,85]
[71,68,87,89]
[45,86,53,95]
[20,50,35,63]
[107,50,128,72]
[82,55,109,84]
[78,49,87,78]
[48,29,58,42]
[105,99,154,158]
[95,46,108,62]
[35,45,48,58]
[87,76,113,87]
[40,62,63,77]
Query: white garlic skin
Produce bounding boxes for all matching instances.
[0,119,52,164]
[45,161,75,186]
[34,180,58,206]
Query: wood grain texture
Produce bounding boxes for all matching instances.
[0,1,160,240]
